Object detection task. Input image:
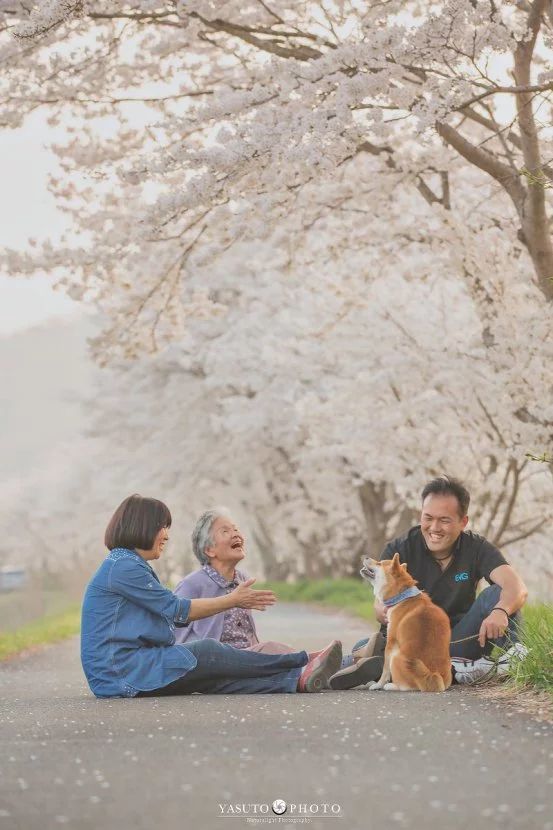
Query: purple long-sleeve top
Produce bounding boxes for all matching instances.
[173,565,259,647]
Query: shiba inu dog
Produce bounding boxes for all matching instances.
[360,554,452,692]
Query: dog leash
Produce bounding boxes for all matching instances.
[450,633,481,645]
[450,629,509,645]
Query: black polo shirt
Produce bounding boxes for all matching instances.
[379,526,508,626]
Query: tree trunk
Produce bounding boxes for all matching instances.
[250,511,291,581]
[513,1,553,299]
[356,481,417,564]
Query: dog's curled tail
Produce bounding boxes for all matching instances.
[421,671,446,693]
[402,657,447,692]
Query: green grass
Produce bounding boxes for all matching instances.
[0,589,73,631]
[258,578,375,623]
[0,605,81,661]
[504,604,553,695]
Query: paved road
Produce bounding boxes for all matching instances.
[0,604,551,830]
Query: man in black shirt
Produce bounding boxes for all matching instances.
[330,475,528,689]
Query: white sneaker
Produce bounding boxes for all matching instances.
[452,644,529,685]
[496,643,529,677]
[451,656,497,685]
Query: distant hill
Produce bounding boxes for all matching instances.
[0,314,97,480]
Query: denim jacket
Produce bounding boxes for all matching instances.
[81,548,196,698]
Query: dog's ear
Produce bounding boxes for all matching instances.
[391,552,401,571]
[400,562,408,571]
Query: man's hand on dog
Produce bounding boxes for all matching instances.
[478,609,508,647]
[374,600,389,625]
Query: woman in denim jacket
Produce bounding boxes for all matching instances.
[81,495,342,698]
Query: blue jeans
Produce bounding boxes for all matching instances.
[341,585,521,667]
[137,639,308,696]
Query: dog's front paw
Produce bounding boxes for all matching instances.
[369,682,384,691]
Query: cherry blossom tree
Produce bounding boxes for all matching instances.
[1,1,552,591]
[3,0,553,481]
[1,1,552,344]
[60,238,552,584]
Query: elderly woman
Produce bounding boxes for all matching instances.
[174,508,296,655]
[81,495,342,698]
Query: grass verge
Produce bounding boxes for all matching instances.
[0,605,81,661]
[476,604,553,722]
[258,578,375,623]
[507,603,553,693]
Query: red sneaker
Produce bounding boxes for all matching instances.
[298,641,343,692]
[307,650,322,661]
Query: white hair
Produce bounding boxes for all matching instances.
[191,507,233,565]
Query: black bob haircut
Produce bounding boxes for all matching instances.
[421,475,470,518]
[104,494,172,551]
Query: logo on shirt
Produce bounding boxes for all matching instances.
[454,572,469,582]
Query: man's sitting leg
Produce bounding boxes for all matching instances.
[450,584,521,660]
[450,584,525,685]
[329,631,386,690]
[352,631,387,661]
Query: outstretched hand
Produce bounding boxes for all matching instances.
[478,609,508,648]
[231,578,276,611]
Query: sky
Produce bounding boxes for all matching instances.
[0,112,81,336]
[0,274,78,337]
